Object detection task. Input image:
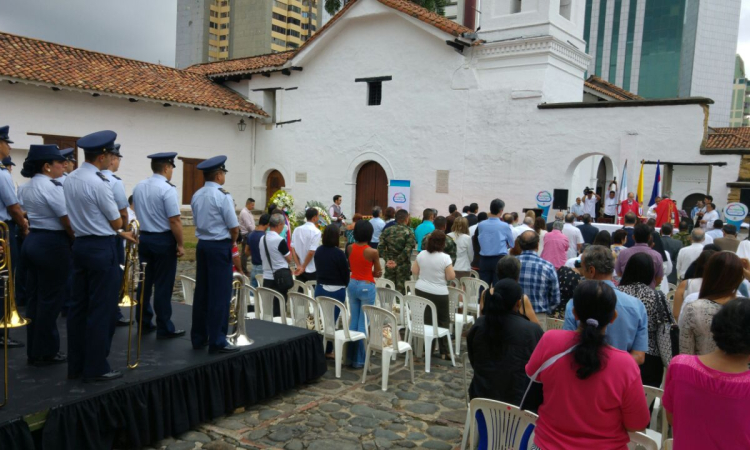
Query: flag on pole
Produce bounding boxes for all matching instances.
[636,161,645,206]
[618,160,628,206]
[649,160,661,206]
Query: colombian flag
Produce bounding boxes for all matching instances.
[636,161,645,215]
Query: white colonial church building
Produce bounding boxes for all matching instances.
[0,0,739,217]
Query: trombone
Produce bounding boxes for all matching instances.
[117,220,146,369]
[228,272,253,347]
[0,221,30,408]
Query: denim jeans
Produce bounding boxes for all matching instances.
[249,264,263,288]
[346,279,376,368]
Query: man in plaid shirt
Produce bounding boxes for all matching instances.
[516,230,560,327]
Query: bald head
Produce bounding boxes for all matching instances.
[519,230,540,251]
[691,228,705,243]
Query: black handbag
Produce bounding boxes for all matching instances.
[263,234,294,292]
[656,292,680,364]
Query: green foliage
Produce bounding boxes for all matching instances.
[410,217,421,229]
[325,0,445,15]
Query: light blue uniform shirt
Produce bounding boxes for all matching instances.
[414,220,435,252]
[101,169,128,211]
[477,217,515,256]
[19,174,67,231]
[63,162,120,237]
[132,174,181,233]
[562,280,649,353]
[370,217,385,243]
[191,181,239,241]
[0,165,19,221]
[56,172,68,185]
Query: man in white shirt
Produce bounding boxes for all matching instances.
[512,216,535,240]
[562,213,584,259]
[570,197,584,218]
[583,189,600,219]
[646,196,661,220]
[238,198,256,273]
[328,195,345,229]
[707,220,724,241]
[701,202,719,230]
[291,208,322,282]
[676,228,706,279]
[603,190,618,221]
[260,214,294,304]
[369,206,386,248]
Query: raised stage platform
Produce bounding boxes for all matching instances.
[0,303,326,450]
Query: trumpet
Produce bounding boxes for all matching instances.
[228,273,253,347]
[0,221,30,408]
[117,220,146,369]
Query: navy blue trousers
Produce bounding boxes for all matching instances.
[22,230,71,360]
[0,221,19,319]
[68,236,120,378]
[191,239,232,350]
[136,231,177,335]
[115,236,125,320]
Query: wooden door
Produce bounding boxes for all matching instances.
[179,157,206,205]
[27,133,80,169]
[355,161,388,215]
[266,170,285,206]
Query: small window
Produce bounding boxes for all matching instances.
[367,81,382,106]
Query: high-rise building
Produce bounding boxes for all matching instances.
[176,0,323,69]
[582,0,742,127]
[730,55,747,128]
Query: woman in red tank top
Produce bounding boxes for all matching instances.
[346,220,382,368]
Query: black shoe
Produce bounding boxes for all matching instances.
[0,337,25,348]
[68,372,82,380]
[28,352,67,367]
[83,371,123,383]
[116,318,131,327]
[140,324,157,333]
[193,342,209,350]
[209,344,240,354]
[157,329,186,340]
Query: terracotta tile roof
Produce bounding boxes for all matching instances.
[712,127,750,141]
[704,129,750,149]
[0,32,266,117]
[584,75,643,101]
[186,51,296,77]
[188,0,473,78]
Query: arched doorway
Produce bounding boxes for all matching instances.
[682,193,704,214]
[266,170,285,206]
[355,162,388,215]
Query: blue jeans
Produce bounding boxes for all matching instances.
[314,285,345,354]
[249,264,263,288]
[347,279,376,368]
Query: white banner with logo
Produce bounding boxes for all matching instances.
[388,180,410,211]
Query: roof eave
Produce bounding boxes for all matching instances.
[205,63,295,80]
[0,76,267,119]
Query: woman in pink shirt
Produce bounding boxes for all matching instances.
[663,297,750,449]
[526,280,650,450]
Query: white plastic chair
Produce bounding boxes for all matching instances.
[404,280,417,296]
[449,279,460,288]
[291,279,309,296]
[255,287,288,325]
[255,273,264,289]
[470,270,479,279]
[545,317,565,331]
[361,305,414,391]
[461,277,488,318]
[377,287,406,335]
[179,275,196,306]
[288,292,319,330]
[644,385,669,447]
[460,398,538,450]
[448,286,474,356]
[405,295,456,372]
[244,284,257,319]
[375,278,395,290]
[627,432,659,450]
[305,280,318,296]
[378,258,386,277]
[663,439,673,450]
[317,296,366,378]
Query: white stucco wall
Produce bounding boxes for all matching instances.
[1,82,254,208]
[238,1,739,218]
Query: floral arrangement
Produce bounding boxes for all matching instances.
[268,189,297,229]
[297,200,332,231]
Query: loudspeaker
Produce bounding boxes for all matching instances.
[552,189,569,210]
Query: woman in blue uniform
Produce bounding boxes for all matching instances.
[19,144,74,366]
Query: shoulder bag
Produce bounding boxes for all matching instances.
[656,291,680,367]
[263,235,294,292]
[519,344,577,412]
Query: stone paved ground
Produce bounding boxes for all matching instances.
[160,263,471,450]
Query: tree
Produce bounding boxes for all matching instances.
[325,0,446,17]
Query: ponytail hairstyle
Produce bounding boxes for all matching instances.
[21,160,52,179]
[483,279,523,342]
[571,280,617,379]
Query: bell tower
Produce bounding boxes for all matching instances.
[472,0,591,103]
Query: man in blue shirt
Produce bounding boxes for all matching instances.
[369,206,385,249]
[476,198,514,286]
[245,214,270,288]
[563,245,647,365]
[414,208,435,252]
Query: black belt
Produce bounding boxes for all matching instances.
[29,229,67,234]
[141,231,172,235]
[480,254,504,258]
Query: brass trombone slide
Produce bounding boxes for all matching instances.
[127,262,147,369]
[228,273,253,347]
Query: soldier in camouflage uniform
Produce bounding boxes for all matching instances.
[420,216,456,265]
[378,209,416,294]
[673,220,691,247]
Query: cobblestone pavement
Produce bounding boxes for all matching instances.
[154,263,471,450]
